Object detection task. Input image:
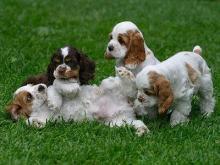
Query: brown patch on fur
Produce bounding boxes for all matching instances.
[121,30,146,66]
[6,91,33,121]
[148,71,174,114]
[185,63,198,84]
[22,73,48,86]
[64,68,80,79]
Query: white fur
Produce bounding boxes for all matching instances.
[61,47,69,57]
[21,68,149,136]
[105,21,160,75]
[13,84,58,127]
[193,45,202,55]
[105,21,160,119]
[135,50,215,126]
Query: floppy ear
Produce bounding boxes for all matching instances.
[76,50,96,85]
[6,103,21,121]
[47,54,57,86]
[124,31,146,68]
[22,73,48,86]
[150,72,174,114]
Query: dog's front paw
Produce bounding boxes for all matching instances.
[136,125,150,136]
[116,67,135,81]
[26,118,45,128]
[48,98,61,111]
[170,117,189,127]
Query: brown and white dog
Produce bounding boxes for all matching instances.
[7,71,149,136]
[105,21,160,75]
[135,46,215,126]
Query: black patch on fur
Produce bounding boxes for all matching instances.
[47,46,95,85]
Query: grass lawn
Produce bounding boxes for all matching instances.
[0,0,220,164]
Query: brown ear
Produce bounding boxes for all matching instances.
[124,30,146,67]
[6,103,21,121]
[150,72,174,114]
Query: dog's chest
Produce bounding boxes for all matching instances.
[61,86,100,121]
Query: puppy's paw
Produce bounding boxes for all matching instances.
[48,98,61,111]
[26,118,45,128]
[170,118,189,127]
[116,67,135,81]
[125,63,137,70]
[136,125,150,136]
[61,83,80,99]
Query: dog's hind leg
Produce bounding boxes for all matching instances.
[109,116,150,136]
[198,73,215,117]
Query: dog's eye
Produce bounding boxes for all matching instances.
[118,36,125,45]
[143,88,155,96]
[54,58,61,63]
[65,58,72,63]
[26,93,33,102]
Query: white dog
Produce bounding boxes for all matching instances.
[135,46,215,126]
[7,84,60,127]
[47,66,149,135]
[7,70,149,135]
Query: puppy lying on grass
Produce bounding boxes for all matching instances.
[7,68,149,136]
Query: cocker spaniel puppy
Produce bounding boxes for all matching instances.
[135,46,215,126]
[7,69,149,136]
[6,84,53,124]
[105,21,160,75]
[47,65,148,135]
[23,46,95,86]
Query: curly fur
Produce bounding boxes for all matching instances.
[136,46,215,126]
[23,46,95,86]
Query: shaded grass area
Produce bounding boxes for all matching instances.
[0,0,220,164]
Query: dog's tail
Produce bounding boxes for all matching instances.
[193,45,202,55]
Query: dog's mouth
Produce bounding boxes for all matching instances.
[55,68,79,81]
[104,52,115,59]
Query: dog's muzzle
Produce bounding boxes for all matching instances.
[104,52,114,59]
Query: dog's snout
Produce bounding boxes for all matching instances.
[72,75,78,79]
[138,96,145,102]
[38,85,45,92]
[58,66,66,73]
[108,45,114,51]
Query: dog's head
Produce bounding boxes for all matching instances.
[47,46,95,85]
[136,68,174,114]
[6,84,47,121]
[105,21,147,70]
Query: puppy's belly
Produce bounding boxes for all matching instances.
[92,95,133,121]
[61,99,94,121]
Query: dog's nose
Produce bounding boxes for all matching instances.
[38,85,45,92]
[72,75,78,79]
[58,66,66,73]
[108,45,114,51]
[138,96,145,102]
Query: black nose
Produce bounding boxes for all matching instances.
[138,96,144,102]
[58,65,66,73]
[38,85,45,92]
[108,45,114,51]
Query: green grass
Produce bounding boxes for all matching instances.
[0,0,220,164]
